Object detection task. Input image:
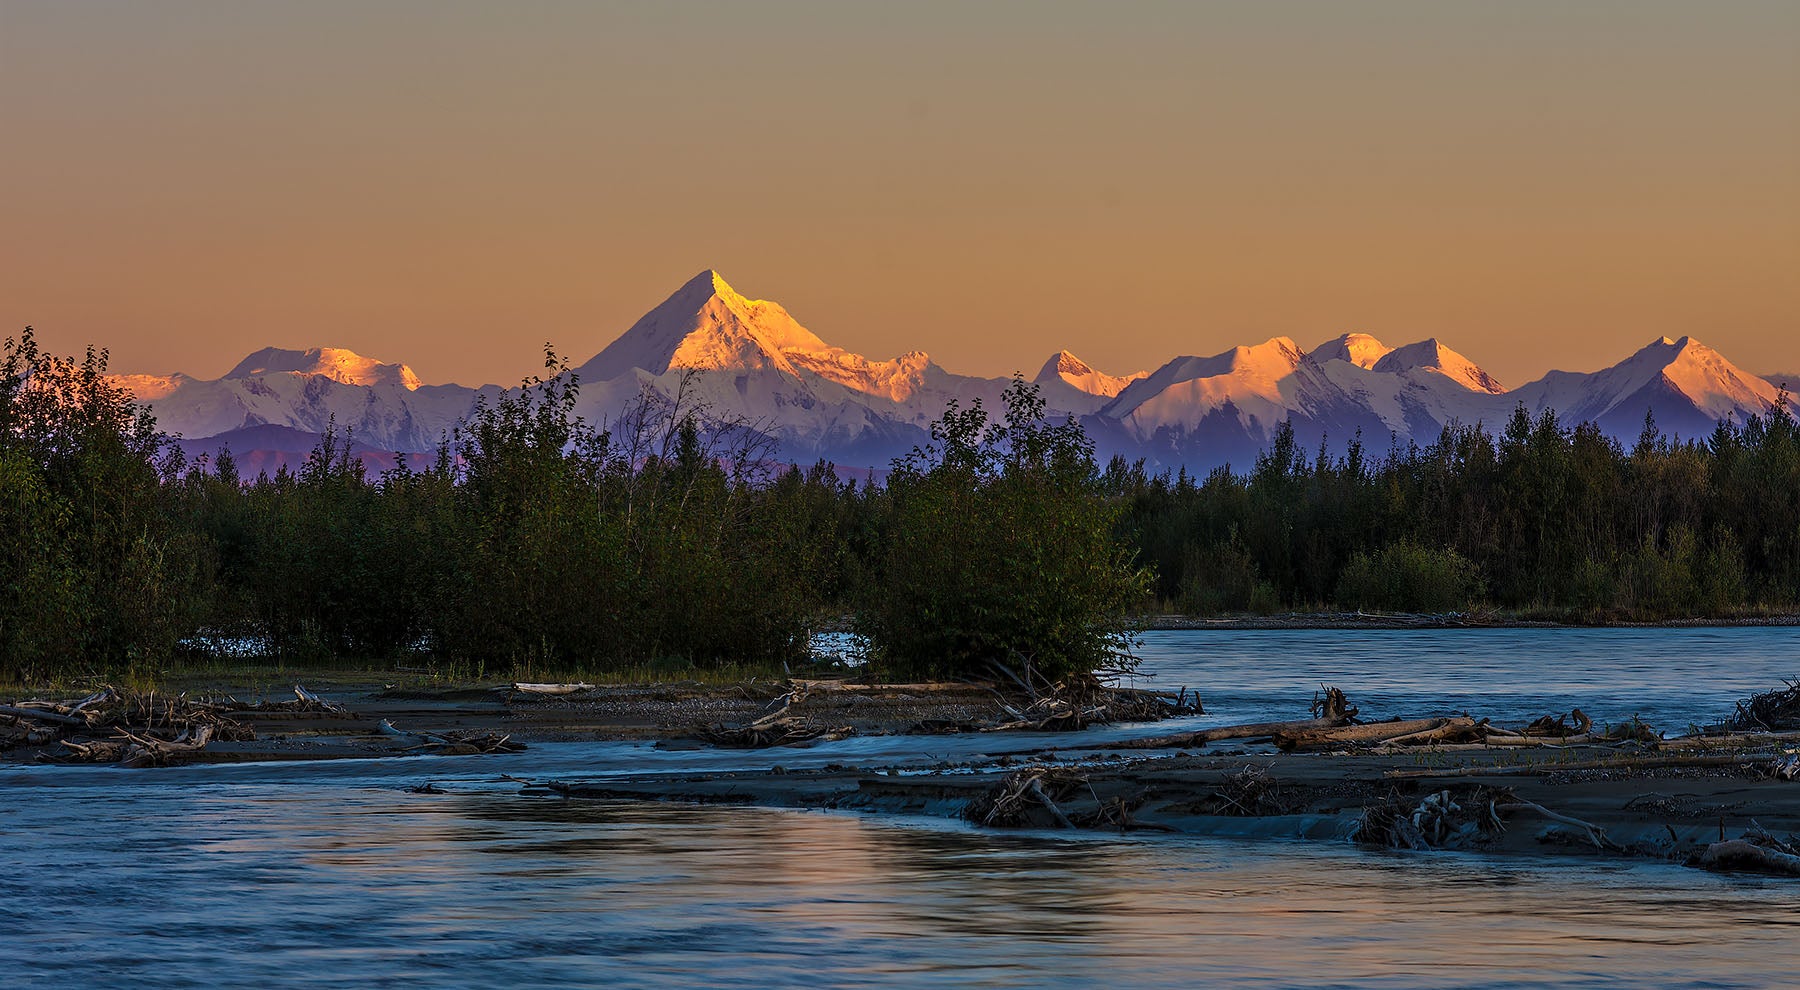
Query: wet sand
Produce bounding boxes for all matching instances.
[530,740,1800,872]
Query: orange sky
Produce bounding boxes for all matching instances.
[4,1,1795,388]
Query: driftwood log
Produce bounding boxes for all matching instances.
[1700,839,1800,876]
[377,719,525,755]
[511,682,595,696]
[1276,717,1458,751]
[117,725,215,769]
[1103,687,1358,750]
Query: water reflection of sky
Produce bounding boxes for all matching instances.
[1122,626,1800,729]
[7,627,1800,987]
[5,778,1799,989]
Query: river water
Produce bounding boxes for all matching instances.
[5,627,1798,988]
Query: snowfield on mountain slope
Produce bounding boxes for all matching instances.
[110,270,1800,470]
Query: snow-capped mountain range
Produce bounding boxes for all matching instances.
[114,270,1799,474]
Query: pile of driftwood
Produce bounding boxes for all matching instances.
[967,767,1086,828]
[695,684,855,748]
[1279,708,1659,752]
[237,684,348,715]
[1101,690,1666,753]
[1205,764,1295,817]
[2,686,260,768]
[375,719,527,756]
[965,765,1171,832]
[1729,681,1800,732]
[687,670,1201,747]
[1353,784,1620,853]
[983,670,1202,732]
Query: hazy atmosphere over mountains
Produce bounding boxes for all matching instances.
[114,271,1799,475]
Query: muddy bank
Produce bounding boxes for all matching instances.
[12,676,1800,877]
[524,740,1800,876]
[0,677,1194,766]
[511,683,1800,877]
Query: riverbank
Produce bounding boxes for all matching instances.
[525,740,1800,874]
[0,676,1192,765]
[9,670,1800,877]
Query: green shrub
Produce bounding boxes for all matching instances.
[855,377,1151,683]
[1336,540,1482,613]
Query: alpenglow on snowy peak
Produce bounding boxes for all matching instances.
[227,346,424,390]
[575,269,942,404]
[1034,350,1147,398]
[577,270,830,380]
[110,270,1799,473]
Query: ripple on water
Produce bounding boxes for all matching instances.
[7,627,1800,987]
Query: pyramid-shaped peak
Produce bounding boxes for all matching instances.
[1040,350,1095,378]
[226,346,422,390]
[578,270,834,381]
[1309,332,1394,369]
[1035,350,1145,398]
[676,268,740,300]
[1374,338,1504,394]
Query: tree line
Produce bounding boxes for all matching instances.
[1113,403,1799,619]
[1,331,1140,684]
[4,328,1796,685]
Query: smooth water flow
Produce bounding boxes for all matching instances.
[1129,626,1799,730]
[5,627,1798,988]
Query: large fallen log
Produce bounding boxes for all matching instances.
[511,682,595,696]
[1276,717,1455,751]
[1099,716,1349,750]
[1099,688,1358,750]
[1479,733,1605,747]
[0,705,91,728]
[1371,717,1487,749]
[1700,839,1800,877]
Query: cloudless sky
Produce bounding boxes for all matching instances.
[3,1,1795,387]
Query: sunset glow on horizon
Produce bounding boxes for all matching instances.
[3,0,1795,388]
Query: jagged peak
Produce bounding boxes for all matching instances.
[1044,349,1094,377]
[226,346,422,390]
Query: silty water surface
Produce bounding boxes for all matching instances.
[5,627,1798,987]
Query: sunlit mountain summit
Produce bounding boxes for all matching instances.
[115,271,1800,473]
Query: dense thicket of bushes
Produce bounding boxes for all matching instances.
[5,328,1798,684]
[1114,405,1800,619]
[1,330,206,675]
[855,378,1149,682]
